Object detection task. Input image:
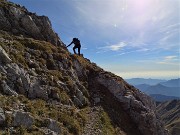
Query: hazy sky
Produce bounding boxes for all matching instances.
[9,0,180,79]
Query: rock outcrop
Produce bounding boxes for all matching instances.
[12,111,34,128]
[0,0,61,46]
[157,100,180,135]
[0,107,5,125]
[0,0,168,135]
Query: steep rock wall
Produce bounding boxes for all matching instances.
[0,0,61,46]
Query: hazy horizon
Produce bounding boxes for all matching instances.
[9,0,180,79]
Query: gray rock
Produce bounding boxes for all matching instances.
[73,96,83,107]
[45,118,61,134]
[0,46,12,64]
[0,8,11,30]
[96,74,126,95]
[93,97,100,104]
[9,6,24,19]
[1,80,18,96]
[95,74,167,135]
[0,2,61,46]
[12,111,34,128]
[21,15,42,38]
[76,89,85,104]
[0,108,5,125]
[41,127,58,135]
[28,79,48,100]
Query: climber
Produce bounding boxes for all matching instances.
[66,38,81,56]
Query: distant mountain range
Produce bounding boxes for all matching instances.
[126,78,166,85]
[160,79,180,87]
[150,94,180,102]
[126,78,180,102]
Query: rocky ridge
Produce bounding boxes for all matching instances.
[0,0,168,135]
[0,0,61,46]
[157,100,180,135]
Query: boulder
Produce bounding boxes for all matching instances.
[96,74,126,95]
[45,118,61,134]
[28,82,48,100]
[12,111,34,128]
[0,46,12,64]
[1,80,18,96]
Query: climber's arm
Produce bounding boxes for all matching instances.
[66,41,73,47]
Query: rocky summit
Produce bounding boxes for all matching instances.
[0,0,168,135]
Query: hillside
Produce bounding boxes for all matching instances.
[157,100,180,135]
[0,0,168,135]
[145,84,180,97]
[135,84,151,92]
[150,94,180,102]
[160,79,180,87]
[134,80,180,101]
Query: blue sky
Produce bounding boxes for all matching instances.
[9,0,180,79]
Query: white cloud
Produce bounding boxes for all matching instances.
[117,70,180,79]
[156,55,179,65]
[117,47,149,56]
[108,42,127,51]
[97,42,127,52]
[164,56,178,61]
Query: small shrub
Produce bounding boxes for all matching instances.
[16,126,27,135]
[46,59,56,70]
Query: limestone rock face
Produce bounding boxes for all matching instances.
[0,2,61,46]
[94,73,167,135]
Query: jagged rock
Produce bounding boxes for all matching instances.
[1,80,18,96]
[28,80,48,100]
[41,127,57,135]
[9,5,25,20]
[0,46,12,64]
[96,74,126,95]
[76,89,85,103]
[0,8,11,30]
[0,65,7,74]
[0,2,61,46]
[95,73,168,135]
[73,59,85,78]
[21,15,42,38]
[45,118,61,134]
[5,63,30,95]
[12,111,34,128]
[0,107,5,125]
[73,96,83,107]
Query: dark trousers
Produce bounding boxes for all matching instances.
[73,45,81,55]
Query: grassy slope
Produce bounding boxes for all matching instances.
[0,30,124,135]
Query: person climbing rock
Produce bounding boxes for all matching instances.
[67,38,81,55]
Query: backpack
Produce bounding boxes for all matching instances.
[73,38,80,44]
